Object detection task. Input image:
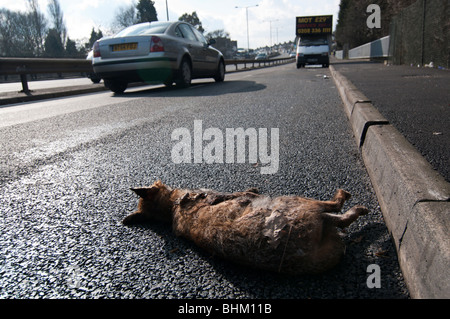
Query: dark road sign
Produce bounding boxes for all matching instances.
[296,15,333,36]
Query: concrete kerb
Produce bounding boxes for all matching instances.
[0,84,108,106]
[350,103,389,147]
[330,64,450,299]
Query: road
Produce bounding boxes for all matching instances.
[0,63,409,300]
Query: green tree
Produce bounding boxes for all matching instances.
[85,28,103,51]
[136,0,158,23]
[179,11,204,33]
[44,28,65,57]
[65,37,80,57]
[205,29,230,41]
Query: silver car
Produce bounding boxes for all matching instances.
[92,21,225,93]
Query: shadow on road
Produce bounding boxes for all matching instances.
[112,80,267,98]
[125,218,406,298]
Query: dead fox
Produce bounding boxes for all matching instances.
[123,180,368,274]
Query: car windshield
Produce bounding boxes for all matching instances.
[115,22,171,37]
[300,38,328,46]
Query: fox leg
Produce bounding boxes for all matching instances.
[122,211,147,225]
[323,205,369,228]
[318,189,352,212]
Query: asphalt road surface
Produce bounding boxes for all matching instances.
[332,60,450,183]
[0,63,409,300]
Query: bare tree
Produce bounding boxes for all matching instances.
[112,3,138,32]
[0,9,31,56]
[27,0,48,56]
[0,3,48,57]
[112,0,158,32]
[47,0,67,46]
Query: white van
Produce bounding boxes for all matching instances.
[296,36,330,68]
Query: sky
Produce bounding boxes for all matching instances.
[0,0,340,49]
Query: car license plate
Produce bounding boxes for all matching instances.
[112,43,138,52]
[307,58,318,62]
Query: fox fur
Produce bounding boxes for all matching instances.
[123,180,368,274]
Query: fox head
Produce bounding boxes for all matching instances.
[123,180,174,225]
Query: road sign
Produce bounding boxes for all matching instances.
[296,15,333,36]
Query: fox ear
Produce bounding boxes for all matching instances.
[130,186,159,199]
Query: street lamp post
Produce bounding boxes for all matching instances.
[263,19,279,50]
[235,4,259,54]
[166,0,169,21]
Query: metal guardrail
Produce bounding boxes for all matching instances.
[0,57,295,94]
[0,58,93,94]
[225,57,295,70]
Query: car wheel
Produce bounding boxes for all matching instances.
[105,80,127,94]
[176,58,191,88]
[89,74,101,83]
[214,59,225,82]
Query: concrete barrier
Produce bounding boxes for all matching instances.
[330,64,450,299]
[349,36,390,59]
[335,36,390,60]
